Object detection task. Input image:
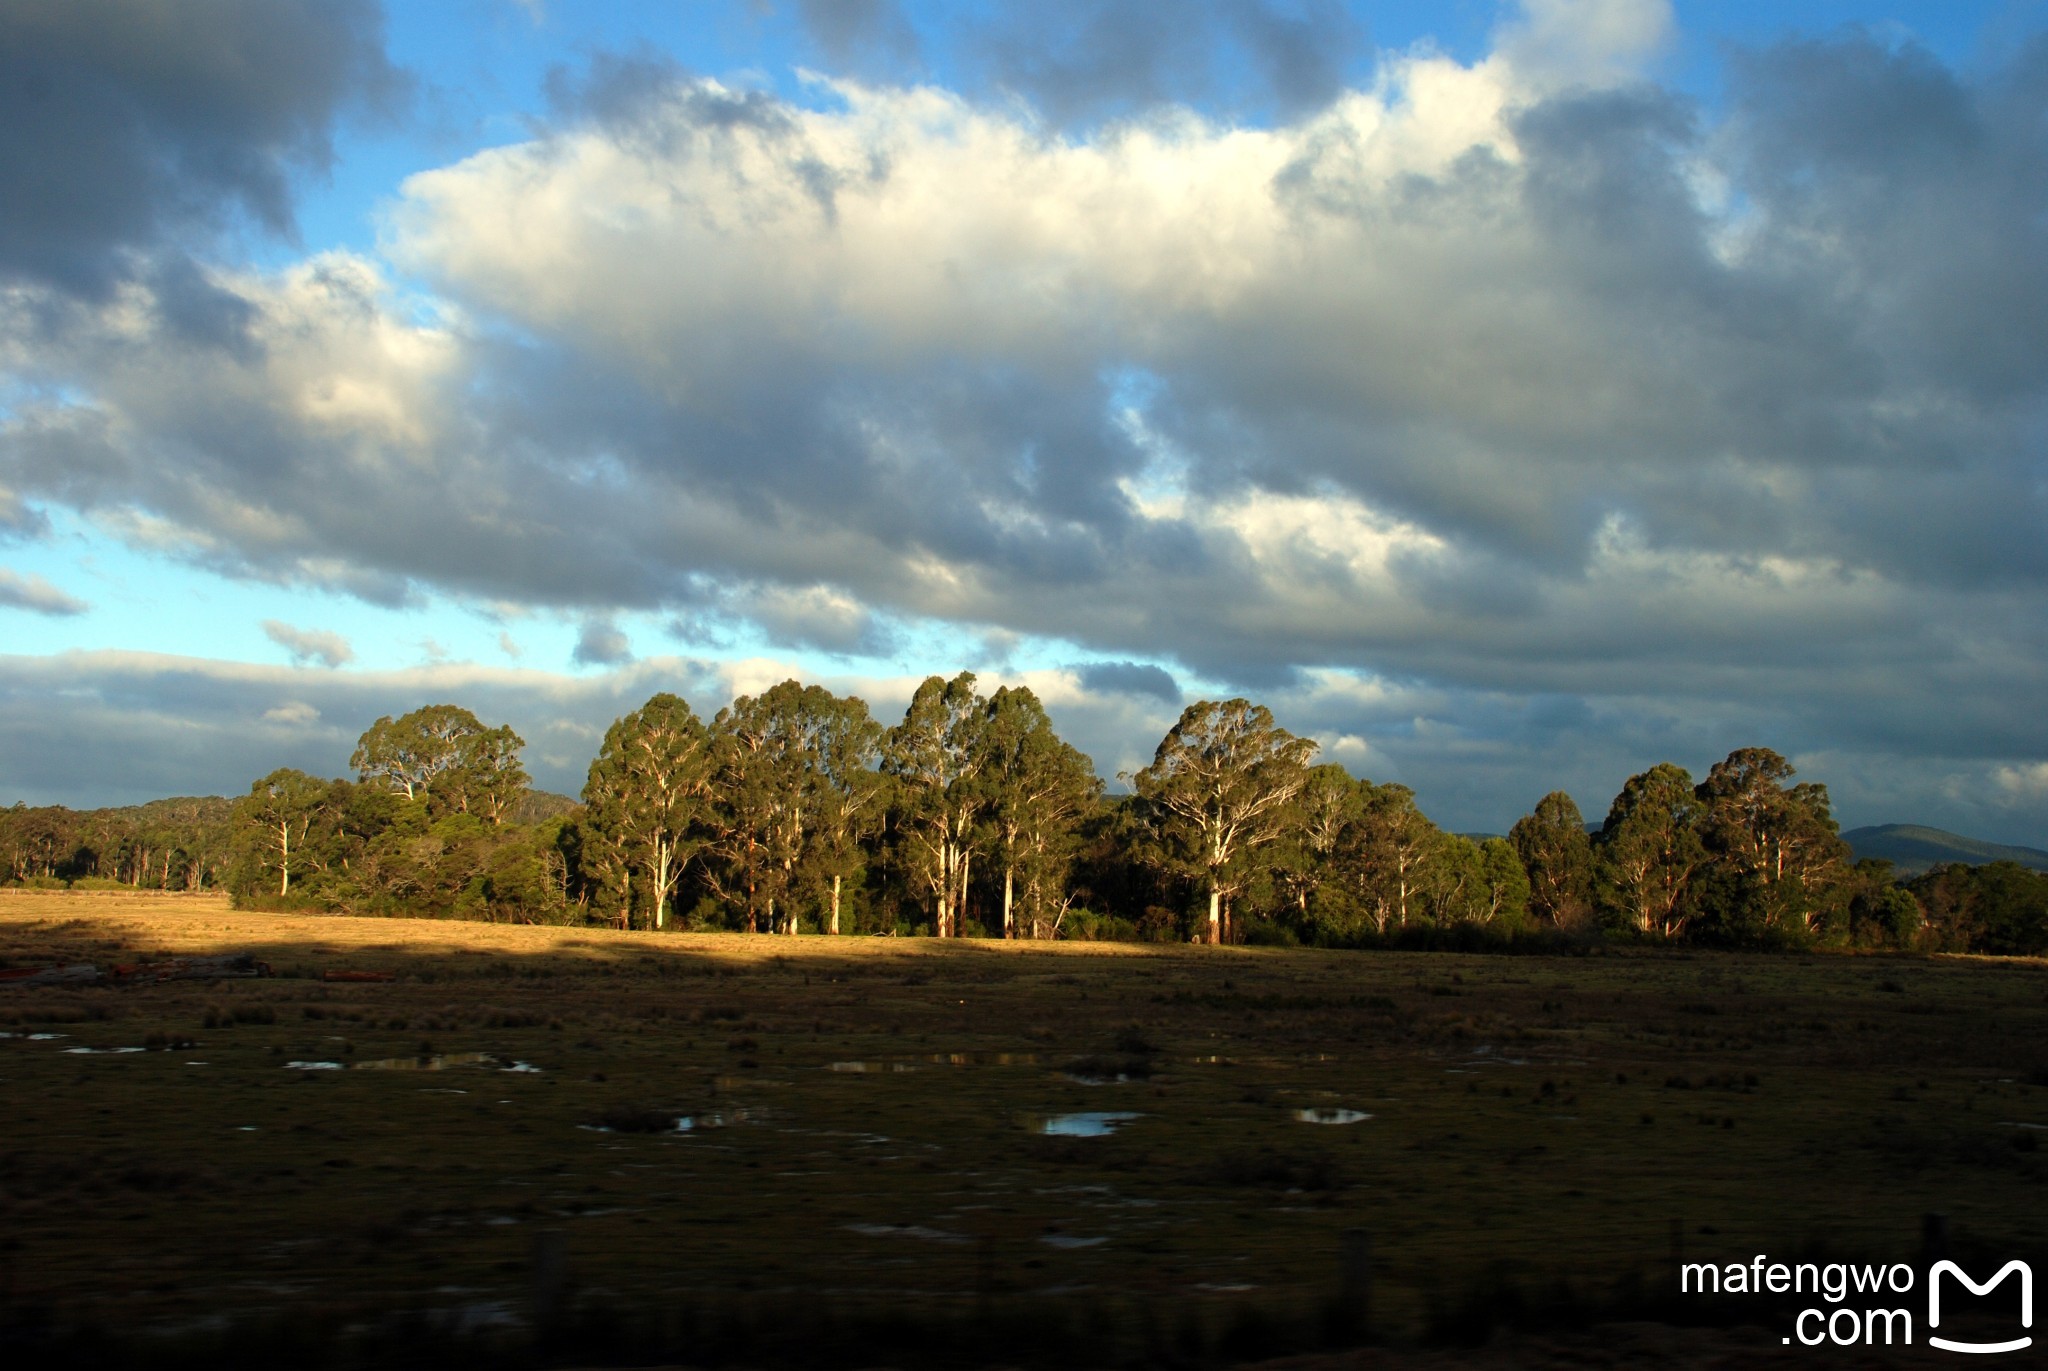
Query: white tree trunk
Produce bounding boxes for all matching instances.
[830,873,841,935]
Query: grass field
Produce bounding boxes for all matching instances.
[2,890,2045,1365]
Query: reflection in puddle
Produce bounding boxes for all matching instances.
[927,1052,1041,1066]
[827,1061,917,1073]
[285,1060,346,1070]
[1039,1232,1108,1249]
[60,1046,148,1055]
[1294,1108,1372,1125]
[1040,1112,1142,1136]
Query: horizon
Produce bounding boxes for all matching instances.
[4,0,2047,846]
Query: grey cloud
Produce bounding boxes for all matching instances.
[0,489,48,542]
[0,0,406,296]
[0,651,736,806]
[572,617,634,667]
[969,0,1364,127]
[1074,660,1180,703]
[793,0,921,77]
[260,620,353,669]
[6,28,2048,836]
[0,567,87,616]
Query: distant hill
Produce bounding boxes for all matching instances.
[511,790,581,825]
[1843,824,2048,878]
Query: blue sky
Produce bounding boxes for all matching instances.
[4,0,2047,842]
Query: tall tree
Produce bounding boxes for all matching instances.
[1693,747,1852,939]
[1511,791,1596,930]
[231,768,331,897]
[708,681,883,934]
[976,686,1101,938]
[1346,781,1441,933]
[1131,699,1317,945]
[1597,763,1706,938]
[582,694,712,930]
[884,673,991,937]
[351,704,529,824]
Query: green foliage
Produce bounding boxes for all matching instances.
[1130,699,1317,944]
[350,704,529,824]
[1911,860,2048,955]
[1511,791,1595,931]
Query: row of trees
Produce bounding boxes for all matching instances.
[6,678,2042,954]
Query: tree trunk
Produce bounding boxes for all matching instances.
[278,820,290,896]
[830,873,841,935]
[959,846,972,937]
[1207,886,1221,944]
[1003,866,1014,939]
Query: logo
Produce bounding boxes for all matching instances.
[1929,1260,2033,1355]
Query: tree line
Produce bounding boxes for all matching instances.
[3,674,2043,955]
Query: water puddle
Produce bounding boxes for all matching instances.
[1294,1108,1372,1125]
[61,1046,147,1055]
[1039,1111,1142,1137]
[1039,1232,1109,1249]
[286,1060,346,1070]
[353,1052,539,1072]
[927,1052,1041,1066]
[844,1223,969,1244]
[826,1061,916,1073]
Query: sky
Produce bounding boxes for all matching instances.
[2,0,2046,843]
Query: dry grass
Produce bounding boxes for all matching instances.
[1,890,2044,1352]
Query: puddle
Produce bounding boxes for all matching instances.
[1039,1233,1109,1249]
[1194,1282,1258,1293]
[353,1052,538,1072]
[1040,1112,1142,1137]
[2001,1121,2048,1130]
[579,1109,753,1135]
[286,1060,346,1070]
[61,1046,148,1055]
[827,1061,917,1073]
[927,1052,1041,1066]
[1294,1108,1372,1125]
[844,1223,969,1244]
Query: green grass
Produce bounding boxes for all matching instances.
[1,891,2044,1363]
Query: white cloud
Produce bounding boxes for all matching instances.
[261,619,354,668]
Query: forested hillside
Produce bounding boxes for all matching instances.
[5,676,2043,955]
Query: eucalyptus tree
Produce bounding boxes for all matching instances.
[883,673,990,937]
[351,704,529,824]
[708,680,883,934]
[1597,763,1706,938]
[1511,791,1596,930]
[1693,747,1852,939]
[976,685,1101,938]
[581,693,713,930]
[1272,763,1367,930]
[231,768,331,897]
[1346,781,1441,933]
[1131,699,1317,944]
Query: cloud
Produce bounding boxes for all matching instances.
[572,616,634,667]
[0,567,88,615]
[0,0,406,297]
[1074,660,1181,703]
[261,619,354,668]
[1,3,2046,838]
[0,488,49,542]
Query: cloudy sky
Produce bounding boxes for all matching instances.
[3,0,2045,842]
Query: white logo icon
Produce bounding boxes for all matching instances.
[1929,1259,2033,1355]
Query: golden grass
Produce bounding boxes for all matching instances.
[1,890,2044,1343]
